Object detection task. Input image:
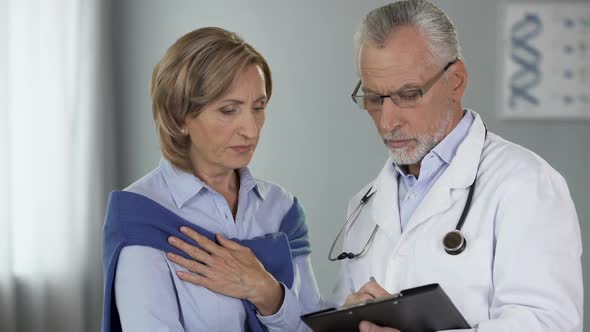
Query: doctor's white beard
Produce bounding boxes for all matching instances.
[384,107,453,166]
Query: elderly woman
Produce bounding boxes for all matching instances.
[102,27,323,331]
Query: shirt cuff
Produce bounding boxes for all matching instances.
[256,283,302,330]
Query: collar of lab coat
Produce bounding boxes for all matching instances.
[369,110,487,238]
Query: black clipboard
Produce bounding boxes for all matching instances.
[301,284,470,332]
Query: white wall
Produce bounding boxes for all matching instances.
[113,0,590,327]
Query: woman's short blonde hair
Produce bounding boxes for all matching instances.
[151,27,272,172]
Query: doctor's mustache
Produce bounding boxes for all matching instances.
[382,131,418,143]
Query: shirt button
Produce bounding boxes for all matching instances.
[408,192,416,200]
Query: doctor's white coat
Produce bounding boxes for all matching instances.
[331,112,583,331]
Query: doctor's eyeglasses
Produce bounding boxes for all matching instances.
[351,59,458,111]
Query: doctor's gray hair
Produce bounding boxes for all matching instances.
[355,0,462,67]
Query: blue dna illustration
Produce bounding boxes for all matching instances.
[509,13,543,109]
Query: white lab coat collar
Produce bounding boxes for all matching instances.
[369,160,401,240]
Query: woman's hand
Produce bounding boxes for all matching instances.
[166,226,284,316]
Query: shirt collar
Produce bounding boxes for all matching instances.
[430,110,474,164]
[159,158,265,209]
[237,167,266,201]
[392,163,412,179]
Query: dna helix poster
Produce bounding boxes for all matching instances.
[501,3,590,119]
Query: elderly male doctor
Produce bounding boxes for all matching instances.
[331,1,583,331]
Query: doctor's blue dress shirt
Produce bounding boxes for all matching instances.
[114,158,324,331]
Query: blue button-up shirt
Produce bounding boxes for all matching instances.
[395,110,475,232]
[115,158,323,331]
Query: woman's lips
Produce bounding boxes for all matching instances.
[230,145,254,153]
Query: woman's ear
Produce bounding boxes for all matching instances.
[180,116,190,136]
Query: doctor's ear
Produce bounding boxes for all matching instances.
[448,60,468,103]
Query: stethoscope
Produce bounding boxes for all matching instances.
[328,129,487,260]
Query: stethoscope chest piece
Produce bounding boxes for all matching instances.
[443,230,466,255]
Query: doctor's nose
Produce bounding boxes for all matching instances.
[379,97,404,133]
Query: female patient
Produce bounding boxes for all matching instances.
[102,27,323,331]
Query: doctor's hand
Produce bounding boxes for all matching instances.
[359,320,400,332]
[343,279,391,307]
[166,226,284,316]
[343,280,400,332]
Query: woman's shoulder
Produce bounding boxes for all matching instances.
[253,177,307,223]
[121,167,176,209]
[254,177,295,207]
[254,178,311,255]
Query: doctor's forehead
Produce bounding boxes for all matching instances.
[358,26,431,79]
[358,49,430,93]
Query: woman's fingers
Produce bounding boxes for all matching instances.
[179,226,222,255]
[167,236,214,264]
[166,252,210,276]
[176,269,213,288]
[166,227,280,310]
[216,233,243,251]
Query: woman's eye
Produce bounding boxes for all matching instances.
[253,107,265,112]
[220,108,238,115]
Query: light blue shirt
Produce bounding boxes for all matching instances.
[395,110,475,232]
[115,158,324,331]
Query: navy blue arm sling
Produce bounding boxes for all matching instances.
[101,191,310,332]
